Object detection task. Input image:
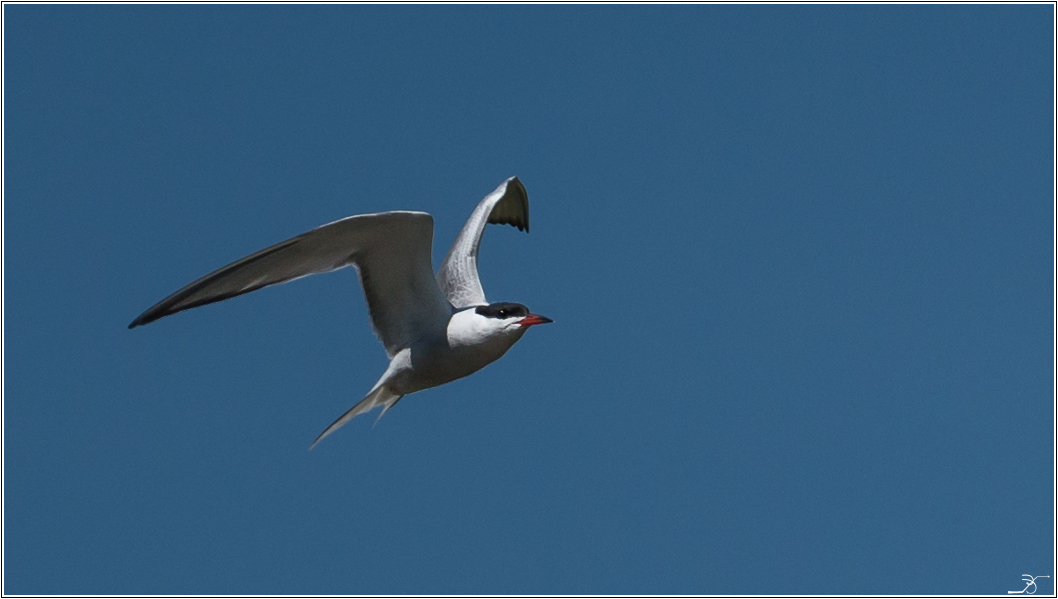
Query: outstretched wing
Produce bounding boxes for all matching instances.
[436,177,529,308]
[129,211,453,357]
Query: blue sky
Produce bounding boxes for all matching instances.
[4,4,1053,595]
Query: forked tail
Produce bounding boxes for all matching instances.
[309,385,404,450]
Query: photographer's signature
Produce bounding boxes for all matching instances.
[1009,574,1050,594]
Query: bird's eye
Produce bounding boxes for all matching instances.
[498,310,508,317]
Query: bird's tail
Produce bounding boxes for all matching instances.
[309,385,403,450]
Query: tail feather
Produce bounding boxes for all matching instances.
[309,385,403,450]
[374,395,404,425]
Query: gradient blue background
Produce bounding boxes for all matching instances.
[4,5,1054,595]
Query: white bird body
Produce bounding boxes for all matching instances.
[130,177,551,447]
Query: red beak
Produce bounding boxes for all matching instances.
[519,313,554,327]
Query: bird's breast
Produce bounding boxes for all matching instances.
[390,326,523,394]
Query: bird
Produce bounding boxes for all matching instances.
[129,176,551,448]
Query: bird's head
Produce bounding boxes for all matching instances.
[475,302,553,329]
[448,302,552,348]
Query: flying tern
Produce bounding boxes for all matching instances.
[129,177,551,448]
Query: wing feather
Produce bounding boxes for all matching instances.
[129,211,452,357]
[436,177,529,308]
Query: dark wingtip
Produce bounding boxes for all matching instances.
[128,312,153,329]
[513,177,529,234]
[498,176,529,233]
[129,306,172,328]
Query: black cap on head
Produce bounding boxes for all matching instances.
[475,302,530,320]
